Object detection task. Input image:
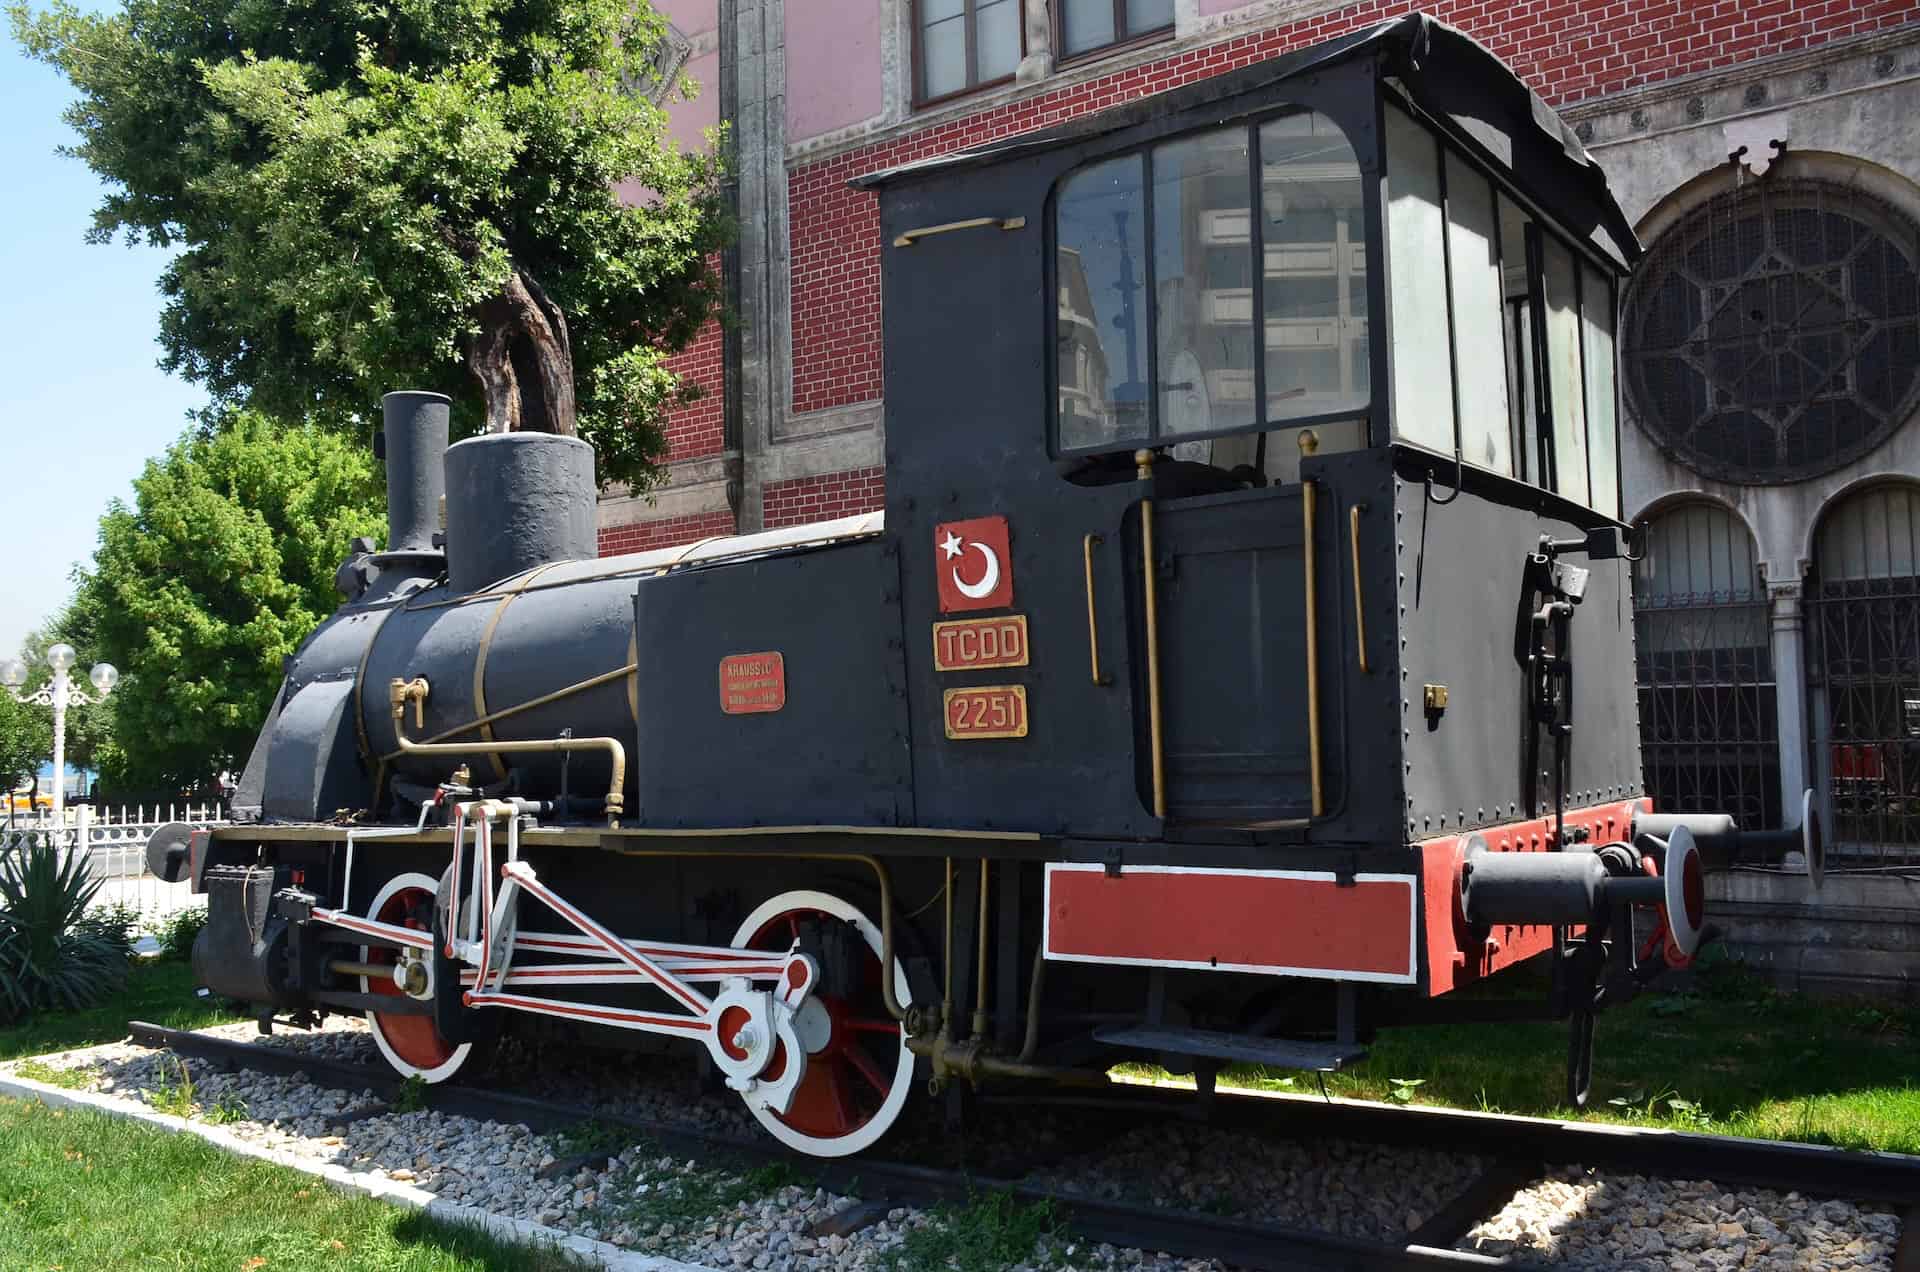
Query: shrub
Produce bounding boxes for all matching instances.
[0,840,130,1024]
[149,906,209,963]
[80,902,143,962]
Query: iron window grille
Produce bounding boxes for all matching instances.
[1807,483,1920,870]
[1623,177,1920,485]
[1632,503,1782,846]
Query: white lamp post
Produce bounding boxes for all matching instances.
[1,645,118,825]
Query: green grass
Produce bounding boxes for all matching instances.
[608,1156,810,1235]
[0,958,236,1063]
[0,1096,592,1270]
[1122,953,1920,1154]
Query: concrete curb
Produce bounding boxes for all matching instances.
[0,1071,722,1272]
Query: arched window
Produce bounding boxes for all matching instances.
[1807,483,1920,867]
[1633,502,1781,832]
[1624,178,1920,485]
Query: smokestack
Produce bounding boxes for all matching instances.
[379,391,449,554]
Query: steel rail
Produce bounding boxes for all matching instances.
[125,1023,1918,1270]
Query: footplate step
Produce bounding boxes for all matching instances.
[1094,1024,1367,1072]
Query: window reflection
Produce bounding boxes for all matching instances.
[1057,155,1148,450]
[1154,127,1256,437]
[1260,113,1369,421]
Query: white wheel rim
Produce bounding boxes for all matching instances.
[731,889,915,1157]
[363,871,473,1084]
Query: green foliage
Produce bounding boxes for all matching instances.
[393,1072,429,1114]
[1605,1085,1713,1130]
[0,1095,598,1269]
[11,0,731,491]
[880,1192,1063,1272]
[0,958,237,1061]
[12,1057,94,1089]
[0,692,51,797]
[1386,1076,1425,1104]
[143,1054,200,1118]
[61,414,384,789]
[0,840,130,1024]
[79,902,143,963]
[148,904,209,962]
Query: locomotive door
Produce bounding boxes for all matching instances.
[1146,486,1319,824]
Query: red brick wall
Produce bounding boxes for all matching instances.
[664,318,726,463]
[786,0,1920,414]
[598,508,737,557]
[762,466,887,529]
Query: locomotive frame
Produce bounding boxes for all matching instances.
[156,13,1821,1158]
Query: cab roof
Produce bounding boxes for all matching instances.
[852,12,1639,271]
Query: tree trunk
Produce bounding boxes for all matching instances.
[467,266,578,436]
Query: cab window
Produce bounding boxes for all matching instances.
[1383,101,1623,516]
[1053,109,1370,456]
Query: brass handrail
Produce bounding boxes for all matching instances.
[1350,503,1370,675]
[1303,480,1324,819]
[1082,534,1112,686]
[892,216,1026,247]
[1136,451,1166,820]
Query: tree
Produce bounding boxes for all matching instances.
[11,0,729,490]
[0,693,51,800]
[64,414,385,790]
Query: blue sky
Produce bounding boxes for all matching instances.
[0,9,209,662]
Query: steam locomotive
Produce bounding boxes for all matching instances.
[151,14,1820,1157]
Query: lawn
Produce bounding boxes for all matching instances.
[1125,952,1920,1154]
[0,1096,590,1270]
[0,957,237,1063]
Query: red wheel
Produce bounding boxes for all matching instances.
[731,890,914,1156]
[362,872,477,1083]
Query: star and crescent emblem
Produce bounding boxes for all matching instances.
[940,529,1002,600]
[933,516,1014,614]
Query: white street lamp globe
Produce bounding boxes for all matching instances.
[0,659,25,689]
[88,663,119,695]
[45,643,76,673]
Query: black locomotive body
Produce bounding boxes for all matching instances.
[162,15,1818,1157]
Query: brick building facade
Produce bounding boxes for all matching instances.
[606,0,1919,550]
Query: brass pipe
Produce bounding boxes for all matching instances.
[1136,450,1167,820]
[1018,945,1046,1063]
[1082,534,1111,686]
[389,677,627,820]
[942,857,955,1041]
[1303,481,1324,818]
[907,1034,1110,1088]
[327,960,393,980]
[382,661,640,756]
[972,858,991,1041]
[1349,503,1370,675]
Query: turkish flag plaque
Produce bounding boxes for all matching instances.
[934,516,1014,614]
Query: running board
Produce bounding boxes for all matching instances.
[1094,1025,1366,1072]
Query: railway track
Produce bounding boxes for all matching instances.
[124,1021,1920,1270]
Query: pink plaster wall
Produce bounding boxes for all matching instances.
[668,49,722,153]
[786,0,884,143]
[652,0,717,37]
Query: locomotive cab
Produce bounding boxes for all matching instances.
[858,13,1644,845]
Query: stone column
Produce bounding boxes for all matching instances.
[731,0,785,533]
[1766,573,1809,821]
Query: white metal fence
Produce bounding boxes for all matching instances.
[1,804,220,944]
